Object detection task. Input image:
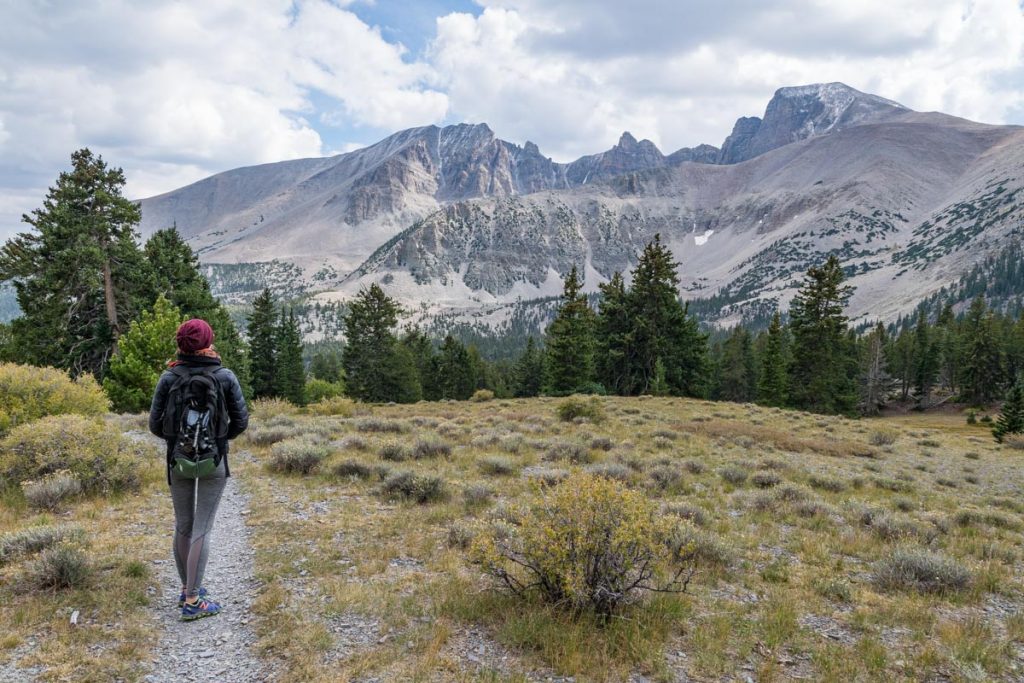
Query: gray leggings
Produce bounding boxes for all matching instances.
[169,460,226,599]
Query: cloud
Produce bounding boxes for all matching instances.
[1,0,1023,241]
[432,0,1024,160]
[0,0,447,236]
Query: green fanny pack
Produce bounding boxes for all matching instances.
[172,455,218,479]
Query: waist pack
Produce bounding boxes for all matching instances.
[164,365,228,479]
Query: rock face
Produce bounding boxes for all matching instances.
[717,83,908,164]
[137,82,1024,331]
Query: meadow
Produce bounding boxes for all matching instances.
[2,391,1024,682]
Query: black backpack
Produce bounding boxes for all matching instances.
[163,366,228,478]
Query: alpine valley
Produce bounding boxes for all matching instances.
[137,83,1024,347]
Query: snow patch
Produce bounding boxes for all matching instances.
[694,229,714,246]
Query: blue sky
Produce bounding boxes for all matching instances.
[0,0,1022,240]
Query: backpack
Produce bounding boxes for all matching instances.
[163,366,228,479]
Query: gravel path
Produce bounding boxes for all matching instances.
[144,467,274,683]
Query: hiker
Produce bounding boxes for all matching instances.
[149,319,249,621]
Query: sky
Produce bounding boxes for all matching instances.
[0,0,1023,240]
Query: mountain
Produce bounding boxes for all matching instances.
[137,82,1024,339]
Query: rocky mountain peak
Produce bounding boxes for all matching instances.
[718,82,910,164]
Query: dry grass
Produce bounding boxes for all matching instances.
[235,396,1024,682]
[0,416,168,680]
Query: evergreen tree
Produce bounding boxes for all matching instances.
[959,296,1004,405]
[309,350,343,384]
[247,289,279,398]
[788,254,857,414]
[595,272,633,394]
[436,335,476,400]
[936,303,959,394]
[544,266,597,394]
[887,327,915,402]
[400,328,438,400]
[757,311,788,407]
[912,308,939,406]
[859,322,892,416]
[274,308,306,405]
[102,295,184,413]
[626,235,707,396]
[144,227,249,390]
[513,336,544,397]
[0,149,152,377]
[993,380,1024,443]
[718,326,758,403]
[342,284,421,403]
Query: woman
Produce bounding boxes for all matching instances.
[149,319,249,621]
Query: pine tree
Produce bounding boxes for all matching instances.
[788,254,857,414]
[400,328,438,400]
[595,272,633,394]
[274,308,306,405]
[912,308,939,406]
[757,311,788,407]
[626,235,708,396]
[513,336,544,397]
[342,284,421,403]
[0,149,152,377]
[247,289,279,398]
[718,326,757,402]
[102,295,184,413]
[544,266,597,394]
[887,327,915,402]
[144,227,250,391]
[859,322,892,416]
[436,335,476,400]
[309,350,343,384]
[993,380,1024,443]
[936,302,959,394]
[959,296,1004,405]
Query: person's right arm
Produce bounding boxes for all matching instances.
[148,372,173,439]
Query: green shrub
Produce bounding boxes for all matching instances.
[0,363,108,435]
[30,545,91,591]
[544,440,593,464]
[380,442,410,462]
[355,417,409,434]
[21,470,82,511]
[478,456,517,476]
[808,474,847,492]
[332,459,385,480]
[718,465,749,486]
[555,396,606,424]
[0,415,140,494]
[663,502,708,527]
[411,438,452,460]
[250,398,300,419]
[267,438,330,474]
[463,483,494,507]
[305,379,346,405]
[585,462,633,483]
[470,389,495,402]
[0,524,84,566]
[751,472,781,489]
[872,548,971,595]
[868,430,898,446]
[244,424,301,447]
[470,472,693,617]
[380,471,448,504]
[305,396,355,417]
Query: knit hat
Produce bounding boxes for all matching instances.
[176,319,214,354]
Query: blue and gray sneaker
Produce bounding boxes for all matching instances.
[177,587,207,608]
[181,596,221,621]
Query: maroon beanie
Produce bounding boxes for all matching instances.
[176,319,214,354]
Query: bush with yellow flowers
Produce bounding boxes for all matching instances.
[470,471,695,617]
[0,363,108,435]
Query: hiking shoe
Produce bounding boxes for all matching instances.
[180,597,221,621]
[177,587,207,608]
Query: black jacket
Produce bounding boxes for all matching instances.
[149,354,249,483]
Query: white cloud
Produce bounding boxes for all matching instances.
[0,0,447,235]
[431,0,1024,160]
[1,0,1023,240]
